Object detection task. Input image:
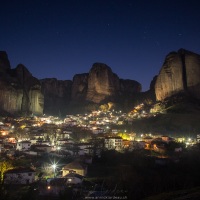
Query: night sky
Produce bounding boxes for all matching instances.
[1,0,200,91]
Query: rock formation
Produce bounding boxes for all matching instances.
[155,49,200,101]
[0,81,23,113]
[71,73,88,101]
[0,52,44,115]
[0,51,145,115]
[13,64,44,114]
[42,63,129,114]
[40,78,72,116]
[86,63,120,103]
[120,79,141,94]
[0,51,11,72]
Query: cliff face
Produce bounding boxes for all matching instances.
[155,49,200,101]
[71,73,88,101]
[14,64,44,114]
[0,53,44,115]
[86,63,120,103]
[0,51,144,115]
[184,50,200,99]
[0,81,23,113]
[40,78,72,115]
[120,79,141,94]
[41,63,142,114]
[0,78,44,115]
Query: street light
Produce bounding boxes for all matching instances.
[52,164,57,178]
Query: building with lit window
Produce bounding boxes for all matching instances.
[104,136,123,151]
[16,141,31,151]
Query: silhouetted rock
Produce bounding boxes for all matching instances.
[0,51,11,72]
[120,79,141,94]
[41,78,72,116]
[150,76,157,91]
[155,49,200,101]
[71,73,88,101]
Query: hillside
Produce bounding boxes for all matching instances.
[131,112,200,137]
[131,95,200,137]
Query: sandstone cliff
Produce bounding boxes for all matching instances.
[0,51,146,115]
[155,49,200,101]
[42,63,124,113]
[13,64,44,114]
[0,52,44,115]
[86,63,120,103]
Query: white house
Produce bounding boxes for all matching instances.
[104,136,123,151]
[4,167,36,184]
[16,141,31,151]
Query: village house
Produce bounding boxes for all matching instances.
[84,146,94,155]
[30,133,45,144]
[65,172,84,185]
[122,139,130,149]
[111,129,118,134]
[64,119,77,126]
[56,131,71,139]
[4,167,36,184]
[36,140,51,146]
[143,136,153,143]
[31,144,52,153]
[16,141,31,151]
[75,143,93,156]
[62,160,87,176]
[129,141,146,150]
[104,136,123,151]
[57,138,74,146]
[152,141,167,154]
[32,133,45,140]
[161,136,174,143]
[91,127,104,134]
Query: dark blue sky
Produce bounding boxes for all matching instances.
[1,0,200,91]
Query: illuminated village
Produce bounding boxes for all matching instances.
[0,103,199,199]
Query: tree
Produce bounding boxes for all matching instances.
[99,104,109,112]
[0,160,13,184]
[40,162,54,178]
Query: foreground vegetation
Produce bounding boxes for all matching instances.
[87,146,200,199]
